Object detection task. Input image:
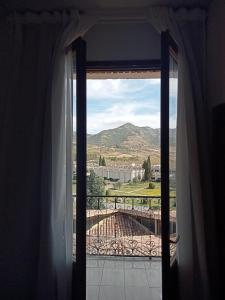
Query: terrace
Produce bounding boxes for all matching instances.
[73,196,176,300]
[86,256,162,300]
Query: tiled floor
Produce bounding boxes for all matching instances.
[87,256,162,300]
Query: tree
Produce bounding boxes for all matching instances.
[99,155,102,166]
[87,170,105,208]
[102,157,106,166]
[99,155,106,166]
[142,156,152,181]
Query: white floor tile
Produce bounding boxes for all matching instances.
[87,268,103,285]
[86,257,162,300]
[125,286,154,300]
[125,269,149,287]
[101,268,124,286]
[99,286,125,300]
[146,269,162,287]
[86,286,99,300]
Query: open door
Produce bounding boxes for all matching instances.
[71,32,178,300]
[72,37,87,300]
[161,31,178,300]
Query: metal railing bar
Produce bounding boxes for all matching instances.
[73,195,176,258]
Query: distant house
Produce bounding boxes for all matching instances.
[151,165,176,183]
[151,165,161,181]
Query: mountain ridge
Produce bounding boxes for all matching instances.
[85,123,176,149]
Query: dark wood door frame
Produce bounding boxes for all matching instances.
[71,52,182,300]
[161,30,178,300]
[72,37,87,300]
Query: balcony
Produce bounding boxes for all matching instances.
[86,256,162,300]
[73,195,176,257]
[73,195,176,300]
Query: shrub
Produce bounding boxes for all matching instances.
[148,182,155,189]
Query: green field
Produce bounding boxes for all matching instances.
[107,182,176,209]
[108,182,161,197]
[73,180,176,197]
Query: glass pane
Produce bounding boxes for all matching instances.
[86,76,162,300]
[169,54,178,257]
[86,78,162,259]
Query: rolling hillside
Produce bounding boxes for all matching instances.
[73,123,176,166]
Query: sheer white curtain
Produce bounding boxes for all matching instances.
[3,10,97,300]
[148,7,214,300]
[47,13,97,300]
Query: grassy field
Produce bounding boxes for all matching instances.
[73,180,176,197]
[107,181,176,209]
[108,181,161,197]
[72,181,161,196]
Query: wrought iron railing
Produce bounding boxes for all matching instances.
[73,195,176,257]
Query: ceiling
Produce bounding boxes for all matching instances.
[0,0,212,16]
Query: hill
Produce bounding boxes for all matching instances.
[87,123,176,150]
[72,123,176,166]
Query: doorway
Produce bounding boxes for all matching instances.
[72,33,178,300]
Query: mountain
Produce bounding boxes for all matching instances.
[87,123,176,149]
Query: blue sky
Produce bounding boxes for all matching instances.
[73,78,177,134]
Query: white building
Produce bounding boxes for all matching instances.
[151,165,176,183]
[92,166,144,183]
[151,165,161,181]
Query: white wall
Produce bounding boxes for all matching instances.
[207,0,225,109]
[84,22,160,61]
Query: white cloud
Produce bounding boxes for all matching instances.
[73,102,160,133]
[86,79,161,101]
[145,78,160,85]
[73,78,162,133]
[87,79,125,100]
[86,112,160,134]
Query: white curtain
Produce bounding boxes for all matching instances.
[148,7,214,300]
[3,10,97,300]
[46,12,97,300]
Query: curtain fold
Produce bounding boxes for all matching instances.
[0,15,67,300]
[1,10,97,300]
[47,13,97,300]
[148,6,214,300]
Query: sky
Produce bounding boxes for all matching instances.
[73,78,177,134]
